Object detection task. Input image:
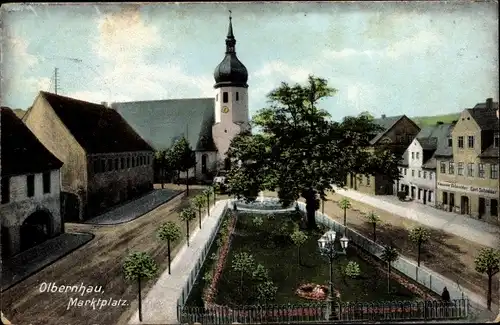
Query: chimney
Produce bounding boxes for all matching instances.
[486,98,493,110]
[381,114,386,119]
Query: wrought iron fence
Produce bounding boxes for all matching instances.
[295,203,470,305]
[176,201,231,316]
[179,299,469,324]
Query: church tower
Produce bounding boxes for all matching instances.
[212,12,249,167]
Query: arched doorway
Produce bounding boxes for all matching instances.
[224,157,231,171]
[202,154,208,174]
[61,192,81,222]
[20,210,53,251]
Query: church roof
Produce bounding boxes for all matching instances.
[1,106,63,177]
[36,92,154,154]
[111,98,217,152]
[213,15,248,89]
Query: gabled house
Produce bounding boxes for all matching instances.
[22,92,155,221]
[435,98,499,224]
[1,107,63,258]
[398,122,454,205]
[347,114,421,195]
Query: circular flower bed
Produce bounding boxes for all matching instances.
[295,283,340,301]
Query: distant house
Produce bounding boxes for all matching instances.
[346,114,421,195]
[397,122,454,205]
[1,107,64,258]
[23,92,155,221]
[435,98,499,223]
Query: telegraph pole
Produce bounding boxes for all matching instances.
[54,68,59,94]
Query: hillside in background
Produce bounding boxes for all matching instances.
[411,113,460,127]
[12,109,27,119]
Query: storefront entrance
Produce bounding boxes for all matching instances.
[449,193,455,212]
[478,197,486,219]
[460,196,469,215]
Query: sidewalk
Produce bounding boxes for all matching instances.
[85,189,183,225]
[128,199,230,324]
[332,186,500,249]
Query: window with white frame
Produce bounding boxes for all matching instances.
[457,162,464,176]
[491,164,498,179]
[478,163,485,178]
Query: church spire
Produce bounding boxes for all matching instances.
[225,10,236,54]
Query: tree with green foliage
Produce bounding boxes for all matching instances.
[408,226,431,267]
[203,187,214,216]
[157,221,181,274]
[225,76,400,229]
[178,206,196,246]
[365,212,381,242]
[474,248,500,310]
[192,195,206,229]
[170,137,196,195]
[290,229,308,266]
[123,252,159,322]
[252,263,270,282]
[232,252,255,293]
[338,198,351,229]
[253,216,263,227]
[256,280,278,304]
[344,261,361,279]
[380,245,399,294]
[154,150,167,188]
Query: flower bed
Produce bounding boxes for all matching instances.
[203,213,238,306]
[295,283,340,301]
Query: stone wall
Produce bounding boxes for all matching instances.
[0,169,62,257]
[87,151,154,218]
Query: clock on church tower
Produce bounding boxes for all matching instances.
[212,11,250,161]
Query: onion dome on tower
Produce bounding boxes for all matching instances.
[213,12,248,89]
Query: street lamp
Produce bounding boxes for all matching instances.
[317,230,349,321]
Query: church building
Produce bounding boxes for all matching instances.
[111,14,250,181]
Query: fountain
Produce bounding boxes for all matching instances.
[258,191,265,203]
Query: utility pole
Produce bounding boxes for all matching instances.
[54,68,59,94]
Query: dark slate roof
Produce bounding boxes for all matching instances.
[432,123,455,157]
[40,92,153,154]
[370,115,405,144]
[111,98,216,151]
[417,137,438,150]
[479,144,499,158]
[467,101,499,131]
[1,107,63,177]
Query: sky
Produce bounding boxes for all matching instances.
[1,2,498,120]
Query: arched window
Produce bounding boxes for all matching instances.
[202,154,208,174]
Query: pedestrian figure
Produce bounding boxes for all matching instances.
[441,287,450,302]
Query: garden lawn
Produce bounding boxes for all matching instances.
[214,212,419,306]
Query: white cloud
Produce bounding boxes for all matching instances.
[322,30,442,60]
[253,60,312,83]
[1,36,52,107]
[86,7,213,103]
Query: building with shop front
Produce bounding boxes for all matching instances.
[22,92,155,221]
[435,98,499,224]
[1,107,64,258]
[346,114,421,195]
[397,122,454,206]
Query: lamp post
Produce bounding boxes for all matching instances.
[317,230,349,321]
